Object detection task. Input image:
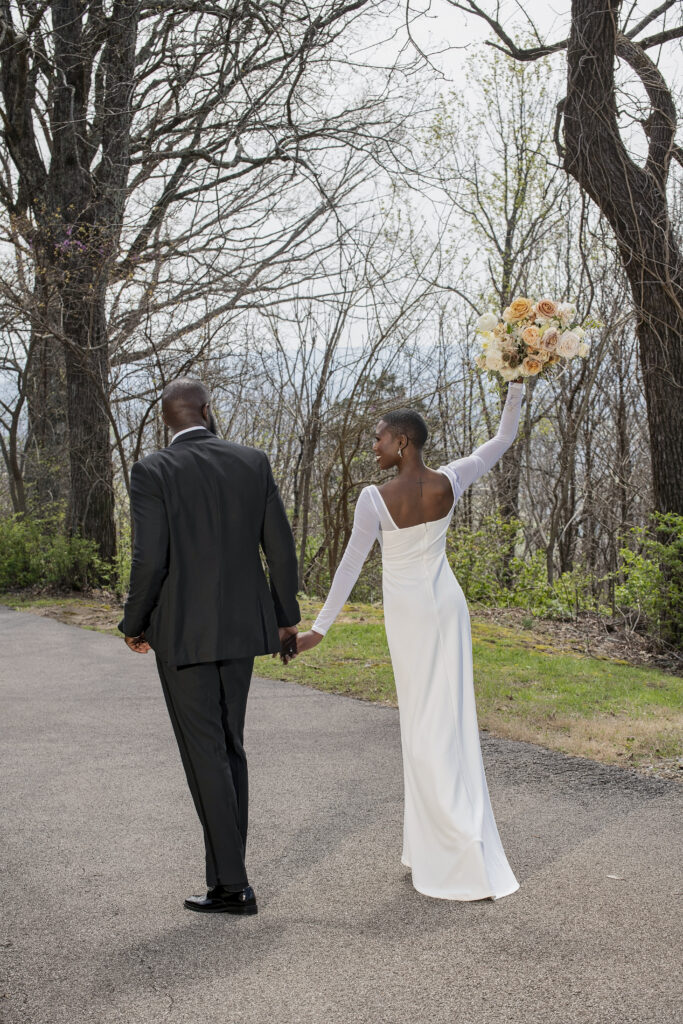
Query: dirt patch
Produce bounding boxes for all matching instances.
[9,594,122,634]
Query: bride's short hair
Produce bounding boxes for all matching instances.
[381,409,429,449]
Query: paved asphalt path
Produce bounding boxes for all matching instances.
[1,606,681,1024]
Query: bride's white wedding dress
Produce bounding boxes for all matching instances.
[312,383,524,901]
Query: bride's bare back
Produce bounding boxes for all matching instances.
[377,469,455,529]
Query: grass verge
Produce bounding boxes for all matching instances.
[2,591,681,776]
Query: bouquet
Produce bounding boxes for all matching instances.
[474,297,591,382]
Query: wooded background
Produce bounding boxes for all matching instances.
[0,1,681,643]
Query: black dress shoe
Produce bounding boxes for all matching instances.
[184,884,258,915]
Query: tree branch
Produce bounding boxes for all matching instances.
[615,32,678,188]
[443,0,567,61]
[625,0,679,39]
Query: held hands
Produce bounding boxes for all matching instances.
[276,625,298,665]
[274,625,323,665]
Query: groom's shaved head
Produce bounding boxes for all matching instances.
[162,378,211,430]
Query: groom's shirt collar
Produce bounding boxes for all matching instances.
[170,425,209,444]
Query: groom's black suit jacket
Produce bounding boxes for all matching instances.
[119,428,300,666]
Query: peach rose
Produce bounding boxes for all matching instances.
[521,355,543,376]
[535,298,557,320]
[503,296,534,322]
[540,327,559,352]
[522,325,541,348]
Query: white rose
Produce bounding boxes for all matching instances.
[557,331,580,358]
[557,302,576,326]
[499,366,519,381]
[578,341,590,358]
[485,350,504,371]
[573,326,585,339]
[477,312,498,333]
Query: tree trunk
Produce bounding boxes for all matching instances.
[498,442,522,521]
[62,277,116,560]
[563,0,683,514]
[24,274,69,514]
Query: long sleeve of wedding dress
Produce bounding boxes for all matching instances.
[311,383,524,637]
[311,487,382,635]
[440,382,524,492]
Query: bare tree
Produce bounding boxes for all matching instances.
[0,0,415,556]
[438,0,683,515]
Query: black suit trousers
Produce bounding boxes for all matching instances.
[156,655,254,890]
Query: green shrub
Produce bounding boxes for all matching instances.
[508,550,556,615]
[447,513,520,605]
[615,513,683,645]
[0,515,105,591]
[447,516,608,620]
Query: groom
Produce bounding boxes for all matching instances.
[120,378,300,915]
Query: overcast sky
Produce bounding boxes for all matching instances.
[394,0,682,92]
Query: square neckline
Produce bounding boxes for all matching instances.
[371,469,457,532]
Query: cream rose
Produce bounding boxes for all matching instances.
[521,355,543,376]
[521,325,541,348]
[503,297,534,322]
[485,350,504,371]
[499,366,519,382]
[557,302,576,326]
[578,341,590,358]
[557,331,580,358]
[476,354,487,370]
[535,298,557,320]
[477,312,498,332]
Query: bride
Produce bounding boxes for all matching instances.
[296,382,525,901]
